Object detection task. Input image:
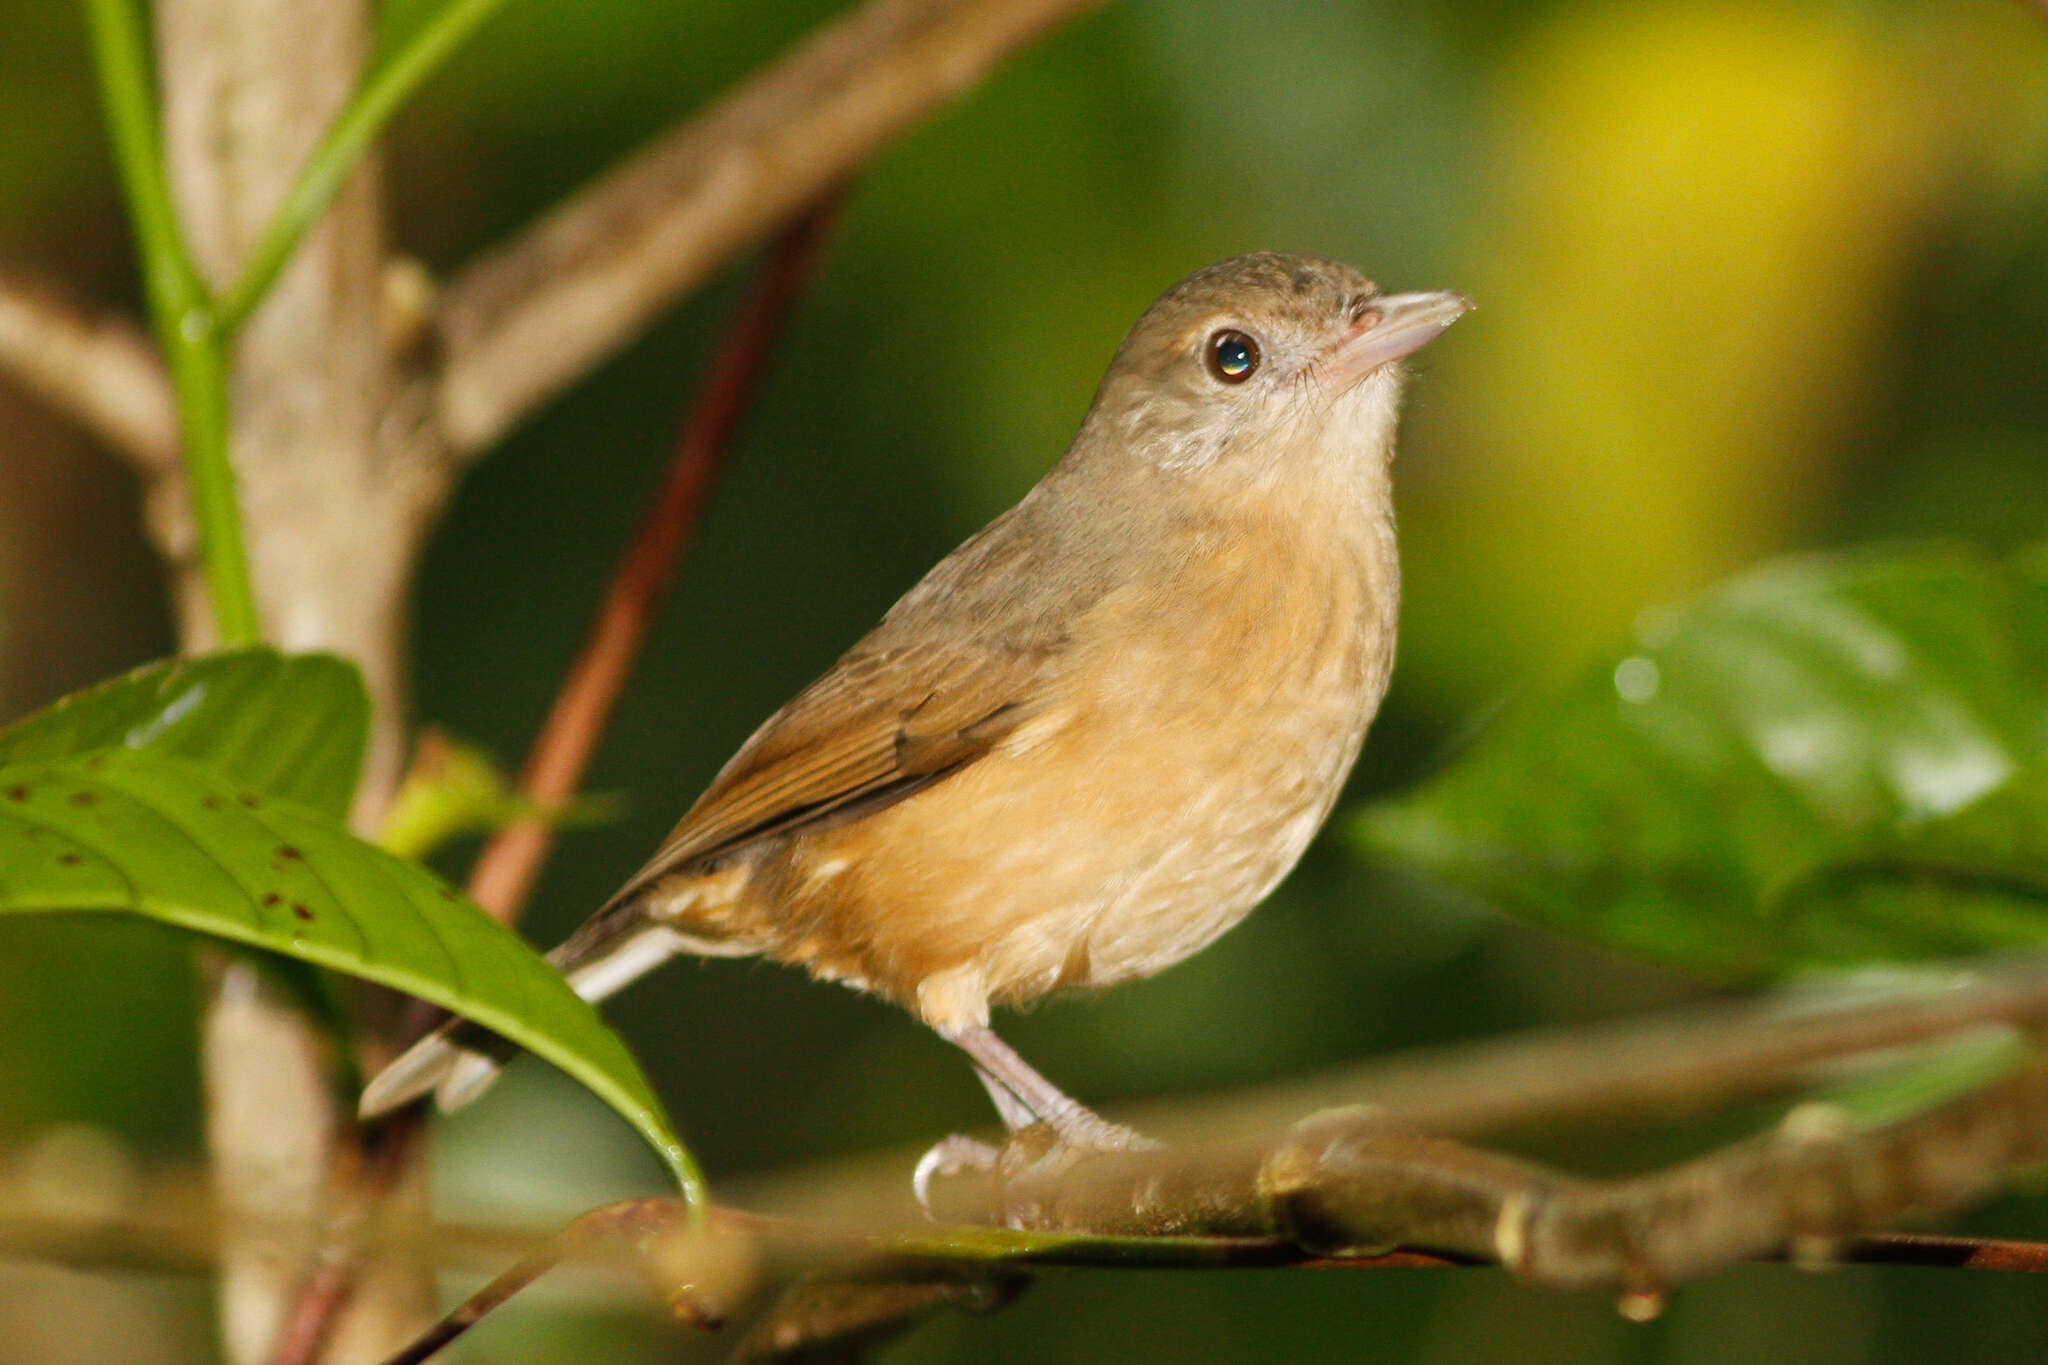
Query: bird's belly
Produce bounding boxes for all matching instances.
[1042,679,1370,993]
[764,551,1392,1020]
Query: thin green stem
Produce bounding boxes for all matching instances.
[84,0,263,647]
[83,0,206,326]
[164,337,261,645]
[215,0,514,335]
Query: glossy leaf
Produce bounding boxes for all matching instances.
[1352,547,2048,979]
[0,747,702,1203]
[0,649,368,819]
[1774,758,2048,964]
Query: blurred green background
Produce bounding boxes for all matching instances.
[1,0,2046,1360]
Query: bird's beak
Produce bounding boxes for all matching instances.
[1324,290,1472,389]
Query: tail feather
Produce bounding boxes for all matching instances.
[358,911,702,1119]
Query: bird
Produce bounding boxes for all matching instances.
[362,252,1469,1155]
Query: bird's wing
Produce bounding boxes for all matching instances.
[608,632,1064,905]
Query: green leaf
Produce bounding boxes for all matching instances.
[0,747,703,1206]
[1352,546,2048,979]
[377,730,622,862]
[0,649,368,819]
[1774,757,2048,963]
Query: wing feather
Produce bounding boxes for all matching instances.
[607,476,1166,909]
[607,637,1060,905]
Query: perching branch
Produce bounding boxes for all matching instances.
[0,264,178,471]
[371,1052,2048,1365]
[731,1059,2048,1355]
[12,966,2048,1364]
[357,959,2048,1362]
[717,956,2048,1237]
[433,0,1108,458]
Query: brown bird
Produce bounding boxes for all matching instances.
[363,252,1469,1155]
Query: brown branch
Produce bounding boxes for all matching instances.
[372,1048,2048,1365]
[718,957,2048,1239]
[1847,1231,2048,1274]
[917,1053,2048,1314]
[0,263,178,471]
[464,190,847,923]
[433,0,1107,459]
[10,1175,2048,1289]
[12,1143,2048,1365]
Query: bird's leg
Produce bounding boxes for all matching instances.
[946,1025,1160,1153]
[913,1027,1161,1216]
[973,1064,1042,1132]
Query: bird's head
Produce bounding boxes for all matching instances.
[1078,252,1470,480]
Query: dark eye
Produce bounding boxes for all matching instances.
[1205,329,1261,383]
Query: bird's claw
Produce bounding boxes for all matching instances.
[913,1117,1169,1221]
[914,1133,1002,1216]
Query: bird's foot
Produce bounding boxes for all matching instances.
[1043,1108,1162,1156]
[913,1116,1165,1221]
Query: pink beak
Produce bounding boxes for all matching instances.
[1325,290,1472,388]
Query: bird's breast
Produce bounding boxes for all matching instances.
[1042,503,1397,988]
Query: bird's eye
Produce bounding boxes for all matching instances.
[1205,329,1261,384]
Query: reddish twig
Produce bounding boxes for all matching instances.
[1846,1231,2048,1274]
[464,188,848,924]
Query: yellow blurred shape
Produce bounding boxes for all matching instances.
[1406,3,1964,694]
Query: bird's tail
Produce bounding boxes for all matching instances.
[358,901,691,1119]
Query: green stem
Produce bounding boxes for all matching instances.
[164,335,262,645]
[215,0,515,335]
[83,0,205,327]
[85,0,263,647]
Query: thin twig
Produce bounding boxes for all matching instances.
[0,264,178,470]
[434,0,1107,458]
[464,190,847,923]
[377,1200,721,1365]
[1846,1232,2048,1274]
